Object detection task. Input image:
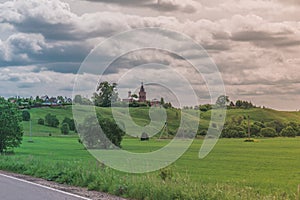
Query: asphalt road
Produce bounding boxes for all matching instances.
[0,173,91,200]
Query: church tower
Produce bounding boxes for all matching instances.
[138,82,146,102]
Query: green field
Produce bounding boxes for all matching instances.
[1,106,300,199]
[0,136,299,199]
[22,106,300,137]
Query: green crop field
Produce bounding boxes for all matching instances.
[1,106,300,199]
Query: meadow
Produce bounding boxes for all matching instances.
[1,106,300,199]
[0,136,299,199]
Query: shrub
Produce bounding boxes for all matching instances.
[45,113,59,127]
[61,123,70,135]
[260,127,277,137]
[22,110,30,121]
[280,126,296,137]
[62,117,75,131]
[37,118,44,125]
[287,122,300,135]
[222,124,246,138]
[199,129,207,136]
[250,124,261,136]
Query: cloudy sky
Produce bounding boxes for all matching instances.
[0,0,300,110]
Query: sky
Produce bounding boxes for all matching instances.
[0,0,300,110]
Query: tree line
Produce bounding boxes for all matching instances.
[220,116,299,138]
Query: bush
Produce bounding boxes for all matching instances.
[45,113,59,127]
[287,122,300,135]
[62,117,75,131]
[222,124,246,138]
[22,110,30,121]
[61,123,70,135]
[260,127,277,137]
[280,126,296,137]
[198,129,207,136]
[37,118,44,125]
[250,124,261,136]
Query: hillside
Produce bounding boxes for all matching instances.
[23,106,300,137]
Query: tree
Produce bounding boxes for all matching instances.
[93,81,118,107]
[131,94,138,99]
[160,97,165,105]
[37,118,44,125]
[74,95,82,104]
[22,110,31,121]
[45,113,59,128]
[62,117,75,131]
[260,127,277,137]
[215,95,229,108]
[0,98,23,154]
[199,104,212,112]
[78,114,125,149]
[265,120,285,134]
[280,126,296,137]
[222,123,246,138]
[61,123,70,135]
[250,124,261,136]
[287,121,300,135]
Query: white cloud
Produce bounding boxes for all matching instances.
[0,0,300,110]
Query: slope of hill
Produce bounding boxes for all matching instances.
[23,106,300,137]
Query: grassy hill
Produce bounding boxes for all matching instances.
[23,106,300,137]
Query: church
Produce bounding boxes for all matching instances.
[122,83,161,107]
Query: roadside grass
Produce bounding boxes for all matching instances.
[0,136,299,199]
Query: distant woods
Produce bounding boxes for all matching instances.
[187,95,256,111]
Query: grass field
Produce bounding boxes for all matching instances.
[22,106,300,137]
[0,136,299,199]
[2,106,300,199]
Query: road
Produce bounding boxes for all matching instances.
[0,173,91,200]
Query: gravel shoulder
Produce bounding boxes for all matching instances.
[0,170,129,200]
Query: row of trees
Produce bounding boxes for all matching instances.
[37,114,75,135]
[186,96,256,111]
[220,116,300,138]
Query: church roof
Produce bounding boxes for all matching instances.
[140,83,145,92]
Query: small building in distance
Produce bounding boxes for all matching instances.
[150,98,160,107]
[122,91,133,103]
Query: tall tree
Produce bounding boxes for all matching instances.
[93,81,118,107]
[73,94,82,104]
[78,115,125,149]
[0,97,23,154]
[215,95,229,108]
